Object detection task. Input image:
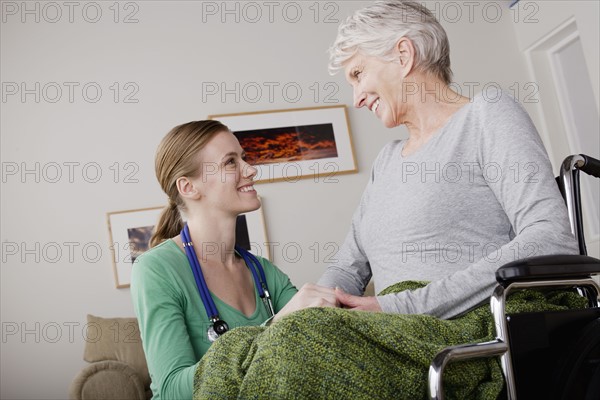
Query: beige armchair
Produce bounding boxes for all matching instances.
[69,315,151,400]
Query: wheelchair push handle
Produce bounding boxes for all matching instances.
[577,154,600,178]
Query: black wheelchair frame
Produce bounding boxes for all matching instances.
[428,154,600,400]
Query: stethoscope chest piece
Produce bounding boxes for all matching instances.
[207,319,229,342]
[207,326,219,342]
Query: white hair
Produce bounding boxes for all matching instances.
[328,1,452,84]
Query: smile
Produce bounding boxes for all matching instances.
[370,98,380,113]
[238,185,255,193]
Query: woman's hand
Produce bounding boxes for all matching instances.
[335,288,382,312]
[272,283,339,322]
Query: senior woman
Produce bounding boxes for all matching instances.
[317,1,579,318]
[190,2,580,399]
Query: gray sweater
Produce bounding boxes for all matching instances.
[318,90,579,319]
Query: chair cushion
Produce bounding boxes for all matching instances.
[83,315,150,388]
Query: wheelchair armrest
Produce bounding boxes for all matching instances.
[579,154,600,177]
[495,254,600,288]
[428,340,508,400]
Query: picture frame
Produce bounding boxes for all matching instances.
[107,207,163,289]
[106,204,271,289]
[209,105,357,183]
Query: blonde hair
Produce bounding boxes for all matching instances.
[150,120,229,248]
[328,0,452,84]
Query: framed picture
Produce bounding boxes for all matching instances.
[107,207,163,289]
[209,105,357,183]
[106,204,270,289]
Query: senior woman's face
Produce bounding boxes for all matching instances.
[344,53,408,129]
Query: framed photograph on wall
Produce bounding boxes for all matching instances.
[107,204,270,289]
[209,105,357,183]
[107,207,163,289]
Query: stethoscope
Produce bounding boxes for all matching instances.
[180,223,275,342]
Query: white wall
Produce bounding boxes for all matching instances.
[1,1,592,399]
[511,1,599,108]
[509,0,600,258]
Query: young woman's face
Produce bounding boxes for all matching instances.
[192,130,260,216]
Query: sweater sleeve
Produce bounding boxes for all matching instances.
[131,252,197,400]
[376,93,579,319]
[316,149,389,294]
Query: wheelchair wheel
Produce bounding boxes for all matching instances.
[552,317,600,400]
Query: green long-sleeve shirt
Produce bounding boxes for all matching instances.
[131,239,298,400]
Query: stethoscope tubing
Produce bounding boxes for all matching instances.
[181,224,219,318]
[239,250,267,296]
[181,223,272,323]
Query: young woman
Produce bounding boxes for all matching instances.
[131,120,337,399]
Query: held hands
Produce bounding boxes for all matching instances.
[272,284,383,323]
[335,287,382,312]
[272,283,339,322]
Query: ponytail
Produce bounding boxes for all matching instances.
[150,201,183,248]
[151,120,228,247]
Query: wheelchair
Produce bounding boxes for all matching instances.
[428,154,600,400]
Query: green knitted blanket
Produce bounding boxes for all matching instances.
[193,281,586,399]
